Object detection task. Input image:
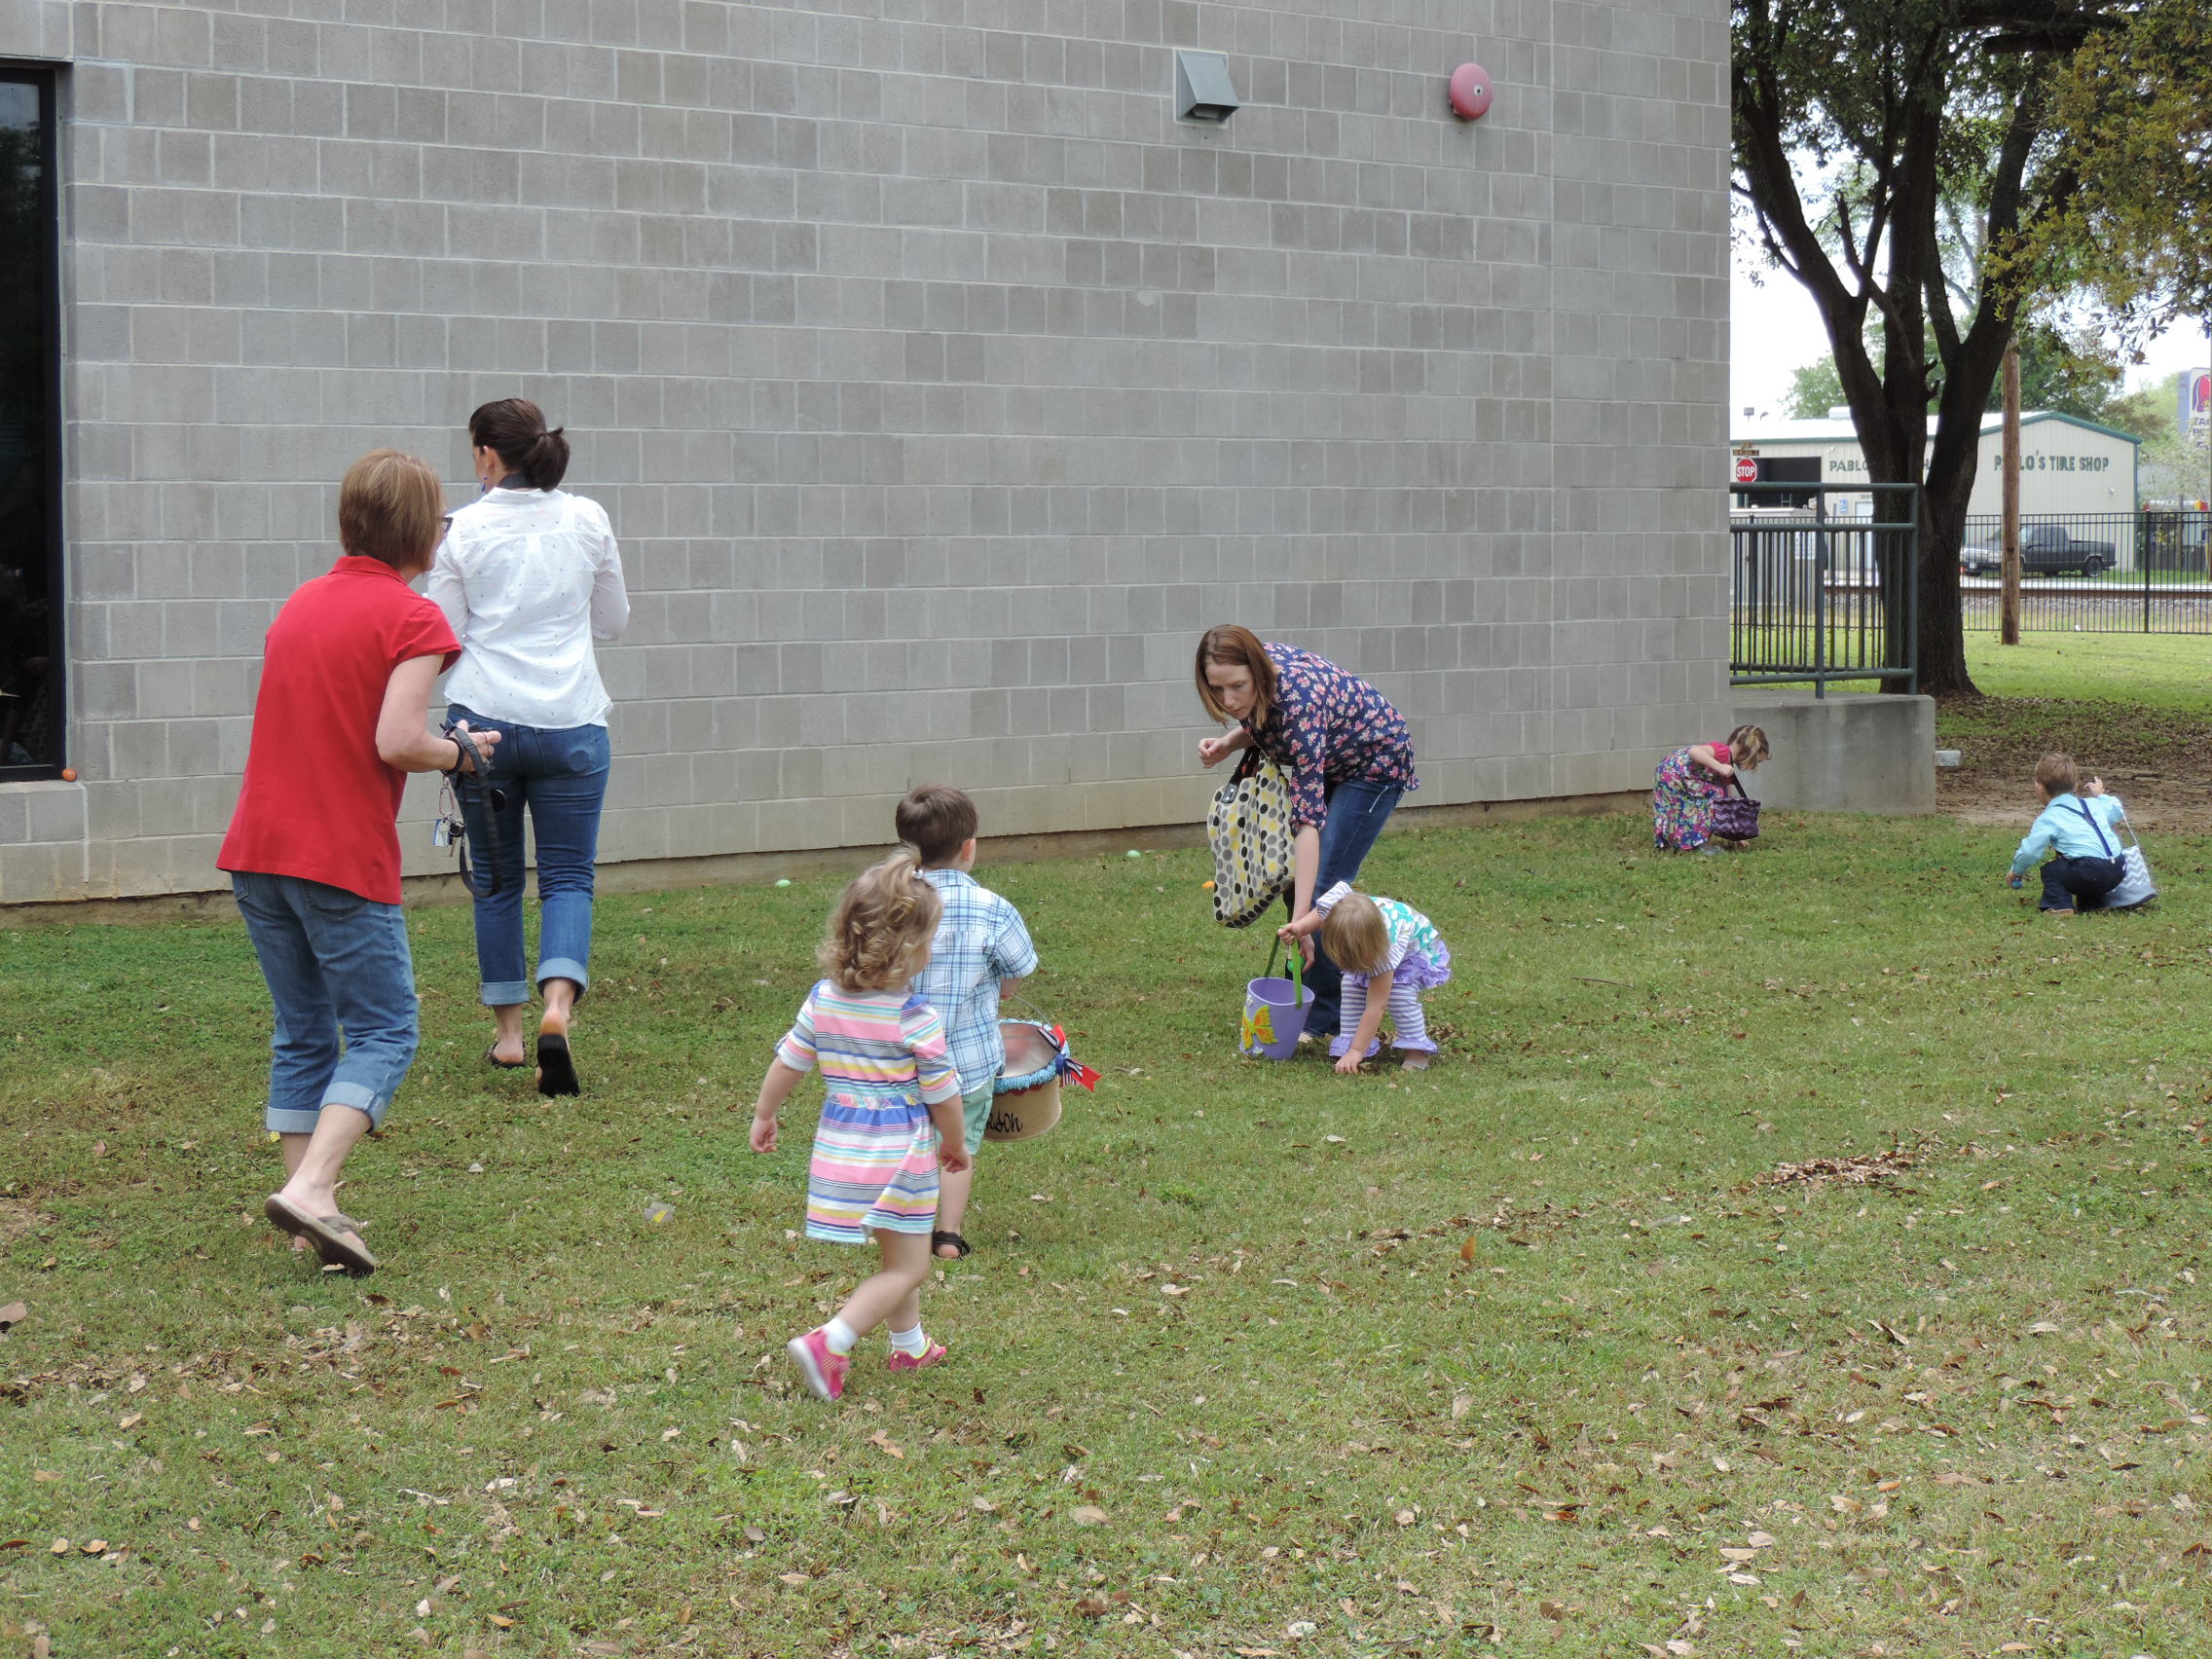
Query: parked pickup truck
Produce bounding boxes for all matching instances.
[1961,523,2117,577]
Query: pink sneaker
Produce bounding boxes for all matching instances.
[786,1329,850,1401]
[887,1341,948,1373]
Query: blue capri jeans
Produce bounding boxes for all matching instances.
[446,705,610,1008]
[1295,778,1404,1039]
[232,871,420,1134]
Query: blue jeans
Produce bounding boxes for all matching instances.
[1294,778,1404,1038]
[447,706,610,1007]
[231,871,420,1134]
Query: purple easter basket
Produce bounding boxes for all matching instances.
[1711,774,1760,842]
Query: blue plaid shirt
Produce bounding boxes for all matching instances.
[912,868,1039,1093]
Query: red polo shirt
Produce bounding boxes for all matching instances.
[218,556,461,903]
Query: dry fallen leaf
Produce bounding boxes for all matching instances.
[1070,1505,1110,1526]
[0,1301,26,1333]
[1075,1594,1111,1617]
[1746,1530,1776,1548]
[867,1431,903,1458]
[1459,1235,1478,1263]
[777,1571,810,1587]
[1538,1599,1567,1620]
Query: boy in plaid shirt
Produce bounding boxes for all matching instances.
[897,785,1039,1261]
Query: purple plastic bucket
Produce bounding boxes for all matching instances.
[1241,973,1312,1060]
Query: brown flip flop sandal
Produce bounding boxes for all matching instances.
[485,1044,528,1070]
[264,1193,379,1275]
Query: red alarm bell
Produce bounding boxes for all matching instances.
[1449,62,1493,121]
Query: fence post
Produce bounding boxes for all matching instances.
[1904,486,1920,694]
[1813,488,1827,699]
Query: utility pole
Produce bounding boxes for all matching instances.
[2001,342,2021,646]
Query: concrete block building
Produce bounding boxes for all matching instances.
[0,0,1731,906]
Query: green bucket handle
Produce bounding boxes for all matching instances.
[1263,932,1305,1001]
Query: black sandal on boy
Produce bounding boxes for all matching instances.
[932,1231,972,1260]
[485,1045,528,1071]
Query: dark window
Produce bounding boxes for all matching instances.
[0,67,60,776]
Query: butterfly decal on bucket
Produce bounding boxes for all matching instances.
[1240,1001,1278,1052]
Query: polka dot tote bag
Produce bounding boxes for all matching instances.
[1207,752,1296,928]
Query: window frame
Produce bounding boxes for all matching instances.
[0,62,63,782]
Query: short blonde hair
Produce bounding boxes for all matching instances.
[819,850,941,991]
[2036,753,2080,796]
[338,449,445,573]
[1319,890,1391,978]
[1726,724,1770,770]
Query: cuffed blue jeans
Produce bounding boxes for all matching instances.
[1294,778,1404,1038]
[447,705,610,1008]
[231,871,420,1134]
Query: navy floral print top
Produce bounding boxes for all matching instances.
[1243,644,1419,830]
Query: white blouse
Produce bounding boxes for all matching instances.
[428,487,629,729]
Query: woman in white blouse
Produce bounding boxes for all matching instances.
[429,398,629,1096]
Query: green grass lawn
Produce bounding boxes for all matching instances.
[6,816,2212,1657]
[1959,632,2212,709]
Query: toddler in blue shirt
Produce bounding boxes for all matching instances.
[2008,752,2127,913]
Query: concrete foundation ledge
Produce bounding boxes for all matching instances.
[0,789,1651,926]
[1730,689,1936,815]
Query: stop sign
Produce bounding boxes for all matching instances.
[1732,456,1759,485]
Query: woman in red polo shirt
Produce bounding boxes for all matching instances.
[219,450,498,1276]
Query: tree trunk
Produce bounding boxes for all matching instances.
[1916,466,1978,695]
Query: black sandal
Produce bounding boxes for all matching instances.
[535,1033,580,1097]
[485,1045,527,1071]
[932,1231,971,1260]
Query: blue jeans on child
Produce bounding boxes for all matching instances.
[2041,853,2123,913]
[447,705,611,1007]
[231,871,420,1134]
[1295,778,1405,1039]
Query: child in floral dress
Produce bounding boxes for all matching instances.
[1651,725,1769,853]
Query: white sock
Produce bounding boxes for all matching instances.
[888,1323,929,1357]
[822,1316,859,1355]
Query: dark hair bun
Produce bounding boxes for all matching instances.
[468,398,570,491]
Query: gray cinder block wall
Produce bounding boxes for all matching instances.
[0,0,1731,905]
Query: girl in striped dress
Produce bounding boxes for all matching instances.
[751,851,971,1401]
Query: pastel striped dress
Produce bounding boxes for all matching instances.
[776,979,963,1245]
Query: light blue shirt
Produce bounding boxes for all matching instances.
[2011,792,2126,876]
[910,868,1039,1094]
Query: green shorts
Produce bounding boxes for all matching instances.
[959,1083,996,1158]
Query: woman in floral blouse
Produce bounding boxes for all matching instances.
[1195,624,1418,1044]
